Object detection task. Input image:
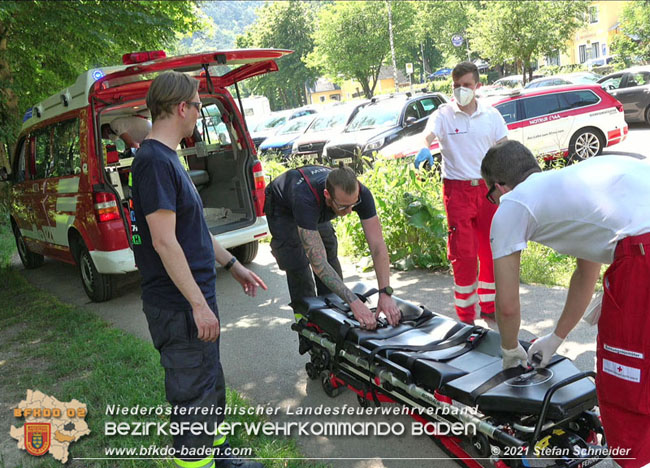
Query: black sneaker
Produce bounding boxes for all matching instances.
[480,312,496,322]
[214,458,264,468]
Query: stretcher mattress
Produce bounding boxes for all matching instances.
[299,292,597,420]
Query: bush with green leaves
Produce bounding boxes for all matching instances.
[335,159,449,271]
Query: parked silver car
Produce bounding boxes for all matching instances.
[524,72,601,89]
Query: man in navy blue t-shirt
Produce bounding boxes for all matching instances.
[265,165,401,330]
[131,71,266,468]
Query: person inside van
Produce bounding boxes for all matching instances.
[101,115,151,151]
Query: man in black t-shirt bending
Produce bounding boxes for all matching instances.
[131,71,266,468]
[265,165,401,329]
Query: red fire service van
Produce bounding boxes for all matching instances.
[8,49,290,301]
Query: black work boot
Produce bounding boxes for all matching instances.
[213,457,264,468]
[213,442,264,468]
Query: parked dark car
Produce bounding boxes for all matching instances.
[597,66,650,124]
[322,92,447,172]
[290,100,369,164]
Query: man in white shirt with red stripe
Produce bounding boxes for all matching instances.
[482,140,650,468]
[102,115,152,150]
[422,61,508,324]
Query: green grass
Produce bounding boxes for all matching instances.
[520,242,576,287]
[0,181,14,268]
[0,270,321,468]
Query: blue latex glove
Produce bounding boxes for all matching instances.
[414,148,434,170]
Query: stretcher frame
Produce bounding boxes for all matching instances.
[291,286,609,468]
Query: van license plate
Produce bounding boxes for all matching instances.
[338,157,353,164]
[303,152,318,160]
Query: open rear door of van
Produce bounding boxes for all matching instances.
[90,49,292,103]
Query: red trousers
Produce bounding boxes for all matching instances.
[443,179,497,322]
[597,232,650,468]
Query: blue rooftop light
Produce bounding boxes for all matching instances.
[91,69,105,81]
[22,108,33,122]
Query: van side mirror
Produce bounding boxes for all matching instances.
[405,116,417,126]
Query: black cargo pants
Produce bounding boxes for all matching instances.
[143,300,226,464]
[264,191,343,310]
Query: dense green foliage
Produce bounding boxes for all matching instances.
[610,2,650,67]
[235,1,320,110]
[335,159,449,270]
[307,1,415,99]
[469,1,590,84]
[0,1,204,143]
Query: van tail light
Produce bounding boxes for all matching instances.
[251,160,266,217]
[94,192,121,222]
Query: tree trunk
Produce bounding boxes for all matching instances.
[386,0,399,93]
[0,24,20,143]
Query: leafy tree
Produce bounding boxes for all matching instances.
[307,1,393,99]
[611,2,650,67]
[469,1,589,84]
[235,1,319,110]
[0,1,204,144]
[399,1,478,83]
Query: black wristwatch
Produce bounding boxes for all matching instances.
[378,286,393,296]
[224,256,237,271]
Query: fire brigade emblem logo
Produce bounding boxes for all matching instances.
[25,423,51,456]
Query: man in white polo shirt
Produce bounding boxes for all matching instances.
[482,140,650,468]
[421,61,508,325]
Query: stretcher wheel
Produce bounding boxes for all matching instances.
[357,394,370,408]
[470,433,491,458]
[321,376,341,398]
[305,362,320,380]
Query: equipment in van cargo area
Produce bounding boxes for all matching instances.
[8,49,290,301]
[292,284,607,468]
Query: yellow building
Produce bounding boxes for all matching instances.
[549,1,629,66]
[307,77,342,104]
[308,66,410,103]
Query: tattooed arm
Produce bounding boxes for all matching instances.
[298,226,378,329]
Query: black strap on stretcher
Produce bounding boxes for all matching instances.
[327,289,438,406]
[364,326,487,407]
[368,326,487,364]
[332,288,378,366]
[468,355,566,401]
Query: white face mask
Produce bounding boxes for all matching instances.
[453,86,475,107]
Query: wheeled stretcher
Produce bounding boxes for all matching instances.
[291,284,608,467]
